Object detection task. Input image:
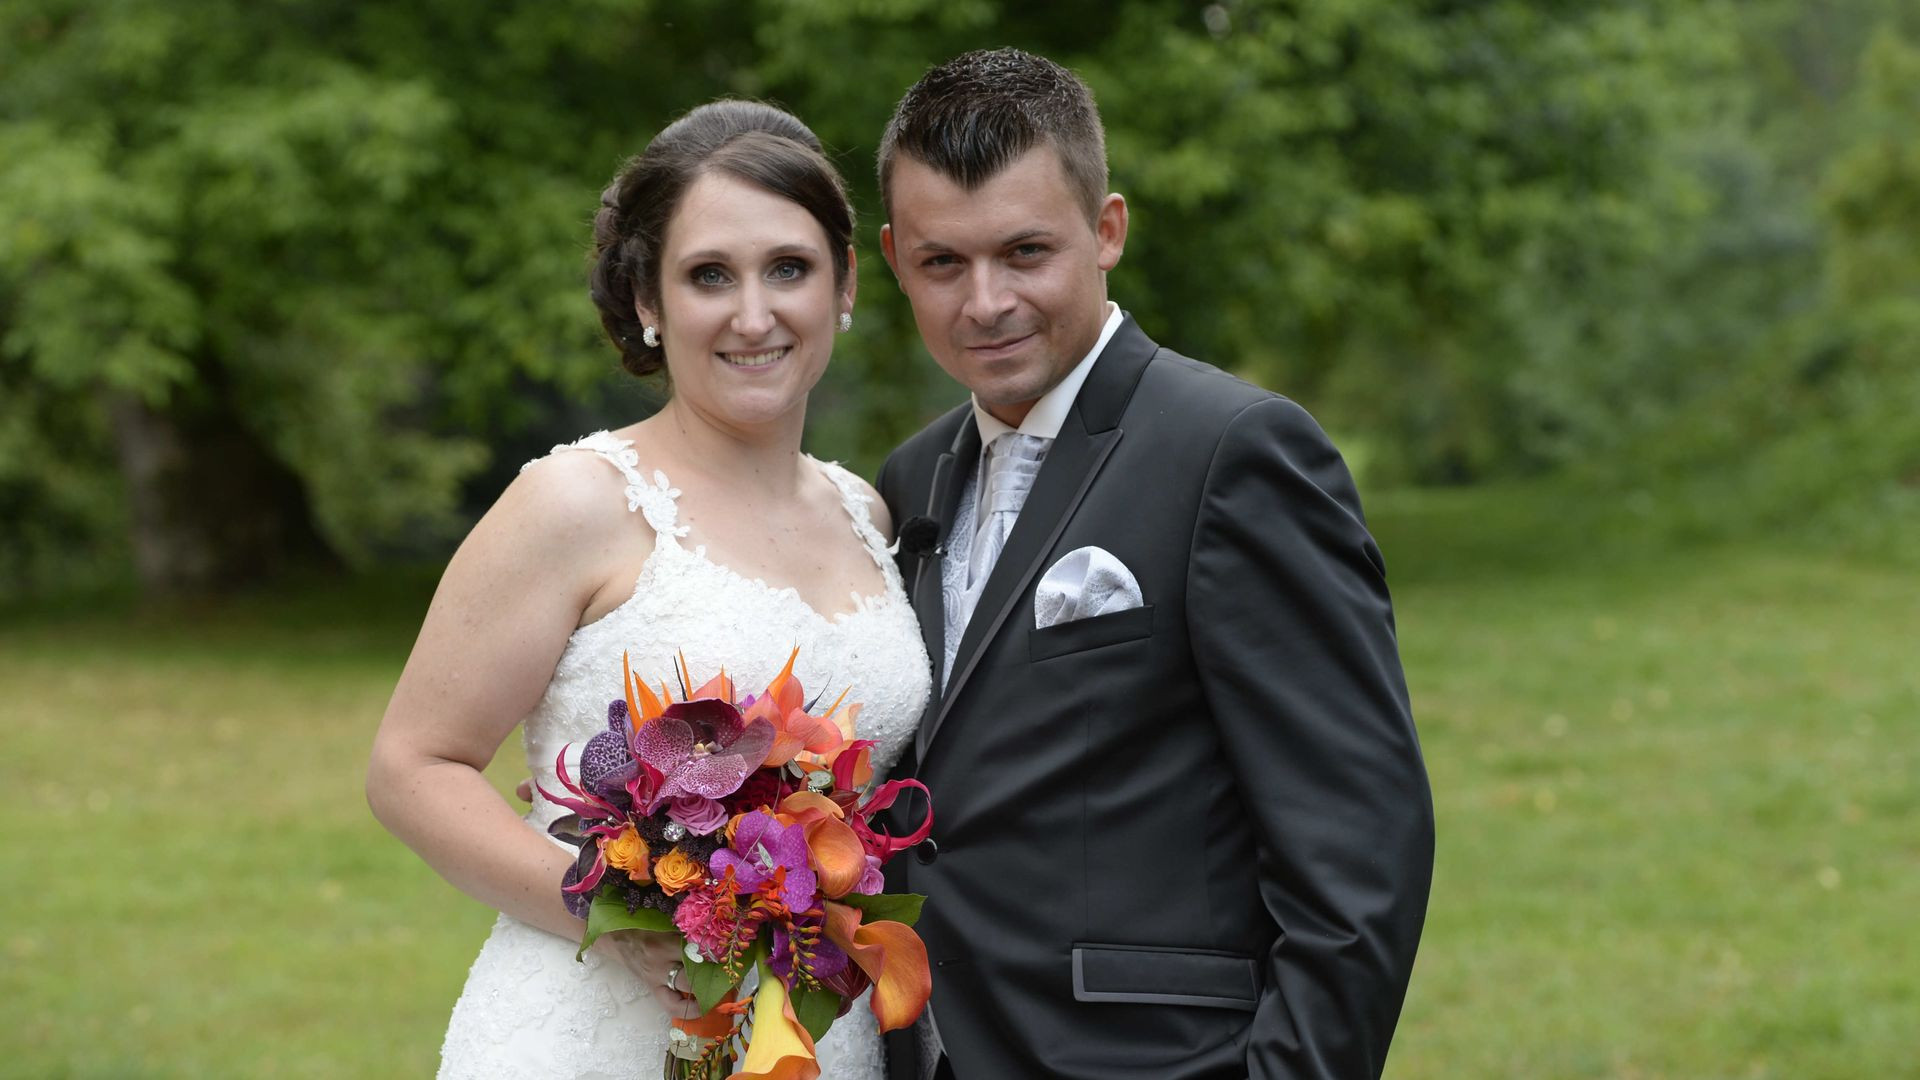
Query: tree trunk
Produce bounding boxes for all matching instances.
[107,388,337,593]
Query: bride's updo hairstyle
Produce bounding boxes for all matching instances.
[591,100,855,378]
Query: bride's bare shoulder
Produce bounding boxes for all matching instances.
[848,471,894,539]
[481,444,650,559]
[812,457,894,540]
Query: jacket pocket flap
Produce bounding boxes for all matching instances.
[1029,604,1154,662]
[1071,943,1258,1011]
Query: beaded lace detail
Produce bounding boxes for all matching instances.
[441,432,930,1079]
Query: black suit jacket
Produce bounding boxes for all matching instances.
[875,317,1433,1079]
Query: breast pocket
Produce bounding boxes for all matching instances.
[1028,604,1154,662]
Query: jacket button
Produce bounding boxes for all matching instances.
[914,838,940,865]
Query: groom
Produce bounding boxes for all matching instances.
[873,49,1434,1079]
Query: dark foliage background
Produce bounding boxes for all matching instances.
[4,0,1916,595]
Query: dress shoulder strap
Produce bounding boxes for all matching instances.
[811,457,896,578]
[524,431,688,542]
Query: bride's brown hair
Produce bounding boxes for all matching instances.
[590,101,855,379]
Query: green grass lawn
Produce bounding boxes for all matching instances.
[2,486,1914,1078]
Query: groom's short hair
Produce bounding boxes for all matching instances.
[878,47,1109,225]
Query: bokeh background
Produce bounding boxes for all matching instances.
[3,1,1915,1076]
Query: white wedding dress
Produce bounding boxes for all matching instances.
[438,432,931,1079]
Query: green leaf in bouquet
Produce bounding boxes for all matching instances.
[687,953,737,1014]
[789,984,843,1043]
[838,891,925,927]
[575,889,676,960]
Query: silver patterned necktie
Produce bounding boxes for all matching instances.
[941,431,1049,692]
[964,432,1049,605]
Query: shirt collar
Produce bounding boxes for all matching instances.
[971,302,1122,446]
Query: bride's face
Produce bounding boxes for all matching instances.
[642,171,854,432]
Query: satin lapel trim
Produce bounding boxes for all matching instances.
[911,420,977,735]
[917,423,1125,760]
[912,452,957,683]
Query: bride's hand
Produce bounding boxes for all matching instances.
[593,929,703,1020]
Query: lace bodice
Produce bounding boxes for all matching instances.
[438,431,932,1079]
[517,431,927,827]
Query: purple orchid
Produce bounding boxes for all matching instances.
[771,913,850,983]
[539,700,634,823]
[576,700,639,809]
[535,745,634,904]
[710,811,818,913]
[537,700,665,909]
[633,698,776,811]
[542,698,662,829]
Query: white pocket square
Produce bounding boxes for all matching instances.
[1034,546,1144,629]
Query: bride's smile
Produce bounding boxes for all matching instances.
[719,345,792,368]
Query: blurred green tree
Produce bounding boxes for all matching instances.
[1529,3,1920,545]
[2,1,712,590]
[9,0,1903,594]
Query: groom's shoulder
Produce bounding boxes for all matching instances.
[1129,341,1346,476]
[1138,342,1303,431]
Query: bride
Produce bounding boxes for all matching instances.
[366,101,930,1078]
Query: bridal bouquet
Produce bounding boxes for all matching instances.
[541,649,934,1080]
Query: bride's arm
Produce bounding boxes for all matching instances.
[367,455,699,1018]
[366,453,636,942]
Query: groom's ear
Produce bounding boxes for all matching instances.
[1095,194,1128,272]
[880,224,901,282]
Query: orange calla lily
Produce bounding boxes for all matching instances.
[777,791,866,898]
[809,819,868,898]
[730,966,818,1080]
[778,791,844,822]
[822,901,932,1033]
[671,991,739,1039]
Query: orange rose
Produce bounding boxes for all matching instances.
[603,826,651,882]
[653,848,706,895]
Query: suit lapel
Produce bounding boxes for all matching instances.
[910,418,977,687]
[917,316,1159,761]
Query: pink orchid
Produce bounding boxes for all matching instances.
[634,698,777,811]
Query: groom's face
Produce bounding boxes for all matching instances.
[883,145,1127,427]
